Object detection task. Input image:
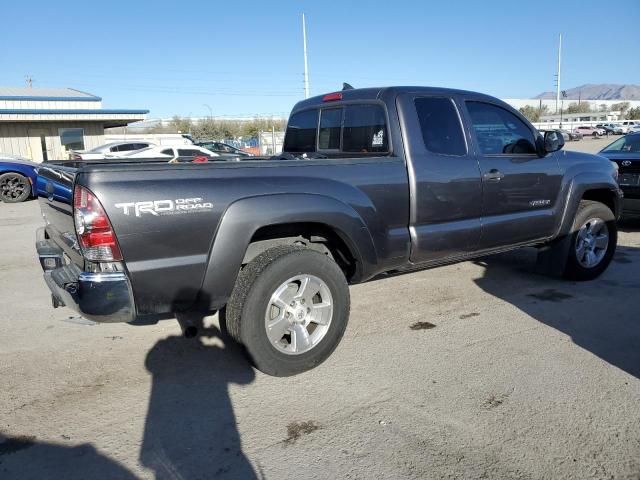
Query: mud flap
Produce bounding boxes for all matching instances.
[535,234,572,277]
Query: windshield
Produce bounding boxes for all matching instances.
[601,135,640,153]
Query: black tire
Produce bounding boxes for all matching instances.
[0,173,31,203]
[562,200,616,281]
[592,132,598,137]
[223,245,350,376]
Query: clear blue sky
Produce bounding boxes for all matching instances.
[1,0,638,119]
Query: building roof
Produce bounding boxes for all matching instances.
[0,87,101,101]
[0,109,149,128]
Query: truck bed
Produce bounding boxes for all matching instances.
[37,154,411,316]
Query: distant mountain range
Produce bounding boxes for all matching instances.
[535,84,640,101]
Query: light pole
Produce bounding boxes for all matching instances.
[302,13,309,99]
[560,90,567,130]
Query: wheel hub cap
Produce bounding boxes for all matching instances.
[265,274,333,355]
[1,175,26,200]
[575,217,609,268]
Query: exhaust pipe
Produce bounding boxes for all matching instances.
[176,313,200,338]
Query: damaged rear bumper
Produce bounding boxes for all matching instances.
[36,228,135,323]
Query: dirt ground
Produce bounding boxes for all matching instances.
[1,141,638,479]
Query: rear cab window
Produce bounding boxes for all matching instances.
[343,104,388,153]
[283,109,319,153]
[284,103,389,156]
[318,108,342,150]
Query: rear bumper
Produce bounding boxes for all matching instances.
[36,229,135,323]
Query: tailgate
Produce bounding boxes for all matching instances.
[36,163,83,267]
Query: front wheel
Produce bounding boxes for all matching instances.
[0,173,31,203]
[563,200,616,281]
[223,246,350,376]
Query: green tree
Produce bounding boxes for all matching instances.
[564,102,592,114]
[627,107,640,120]
[143,116,286,140]
[612,102,630,116]
[167,116,193,134]
[519,105,548,122]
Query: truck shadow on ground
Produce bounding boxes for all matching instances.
[0,319,258,480]
[473,243,640,380]
[139,318,258,479]
[0,434,138,479]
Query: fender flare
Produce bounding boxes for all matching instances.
[555,172,622,238]
[198,193,378,310]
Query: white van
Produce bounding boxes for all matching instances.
[619,121,639,134]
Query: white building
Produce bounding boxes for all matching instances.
[0,87,148,162]
[502,98,640,112]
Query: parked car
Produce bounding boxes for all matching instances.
[553,129,582,141]
[628,124,640,134]
[573,126,605,137]
[196,141,253,157]
[596,123,624,135]
[112,145,220,161]
[0,153,39,203]
[599,132,640,216]
[619,121,639,134]
[35,86,622,376]
[564,129,583,141]
[70,141,155,160]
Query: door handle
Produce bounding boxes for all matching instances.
[483,169,504,182]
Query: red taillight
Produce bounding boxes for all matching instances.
[322,92,342,102]
[73,185,122,261]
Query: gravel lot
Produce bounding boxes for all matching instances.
[1,141,639,479]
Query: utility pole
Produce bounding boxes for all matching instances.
[203,103,213,121]
[302,13,310,99]
[555,34,562,114]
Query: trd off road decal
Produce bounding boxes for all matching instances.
[115,197,213,217]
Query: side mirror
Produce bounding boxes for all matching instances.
[538,130,564,156]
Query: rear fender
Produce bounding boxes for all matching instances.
[198,194,377,310]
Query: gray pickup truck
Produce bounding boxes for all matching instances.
[36,86,623,376]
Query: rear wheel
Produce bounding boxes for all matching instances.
[592,132,598,137]
[0,173,31,203]
[563,200,616,281]
[223,246,350,376]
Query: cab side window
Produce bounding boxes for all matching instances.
[414,97,466,155]
[466,102,536,155]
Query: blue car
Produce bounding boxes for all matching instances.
[0,154,39,203]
